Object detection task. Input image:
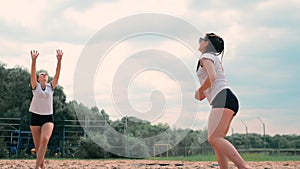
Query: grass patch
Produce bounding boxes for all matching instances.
[148,154,300,162]
[241,153,300,161]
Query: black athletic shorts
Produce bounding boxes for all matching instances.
[211,88,239,116]
[30,112,54,126]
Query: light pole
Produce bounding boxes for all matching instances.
[241,120,248,135]
[257,117,266,151]
[230,127,234,143]
[241,120,249,149]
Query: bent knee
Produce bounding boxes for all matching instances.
[208,135,223,145]
[41,136,51,145]
[208,136,215,145]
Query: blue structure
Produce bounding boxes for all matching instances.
[10,130,34,156]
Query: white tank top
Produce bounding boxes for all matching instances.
[197,53,230,104]
[29,83,54,115]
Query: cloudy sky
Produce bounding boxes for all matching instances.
[1,0,299,136]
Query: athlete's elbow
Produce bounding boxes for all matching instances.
[209,76,216,84]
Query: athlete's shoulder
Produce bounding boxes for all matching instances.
[200,53,216,62]
[32,82,41,90]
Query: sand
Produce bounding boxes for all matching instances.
[0,159,299,169]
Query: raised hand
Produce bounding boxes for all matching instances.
[52,49,63,89]
[56,49,63,61]
[30,50,39,60]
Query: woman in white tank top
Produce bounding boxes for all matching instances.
[195,33,249,169]
[29,49,63,169]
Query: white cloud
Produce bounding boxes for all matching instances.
[257,0,300,12]
[0,1,47,28]
[62,0,189,33]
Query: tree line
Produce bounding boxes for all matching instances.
[0,62,299,158]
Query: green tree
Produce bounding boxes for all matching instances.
[127,137,149,158]
[77,135,110,158]
[0,65,32,116]
[0,137,9,158]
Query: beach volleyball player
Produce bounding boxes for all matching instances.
[195,33,249,169]
[29,49,63,169]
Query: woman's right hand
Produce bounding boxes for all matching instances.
[195,90,206,101]
[30,50,39,60]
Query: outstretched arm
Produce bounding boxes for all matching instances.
[30,50,39,89]
[51,49,63,89]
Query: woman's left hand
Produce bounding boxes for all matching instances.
[56,49,63,61]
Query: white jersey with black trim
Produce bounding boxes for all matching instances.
[29,82,54,115]
[196,53,230,104]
